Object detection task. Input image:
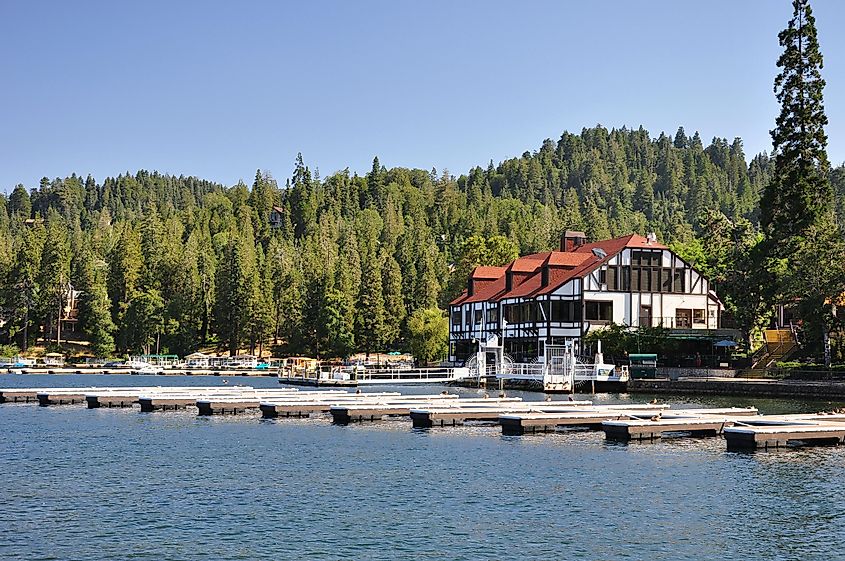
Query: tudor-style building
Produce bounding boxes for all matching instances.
[448,231,725,364]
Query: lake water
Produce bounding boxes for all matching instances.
[1,374,844,561]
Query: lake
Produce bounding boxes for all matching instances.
[1,374,843,560]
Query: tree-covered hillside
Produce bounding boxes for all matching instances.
[1,125,843,359]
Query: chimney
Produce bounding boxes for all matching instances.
[561,230,587,252]
[646,232,657,245]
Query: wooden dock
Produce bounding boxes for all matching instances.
[9,384,845,453]
[498,404,679,435]
[137,389,347,412]
[329,397,524,424]
[723,414,845,451]
[196,391,409,416]
[258,393,460,418]
[409,401,595,428]
[601,407,760,441]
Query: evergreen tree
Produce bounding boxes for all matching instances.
[8,185,31,218]
[76,248,116,358]
[761,0,832,244]
[382,252,405,348]
[760,0,845,360]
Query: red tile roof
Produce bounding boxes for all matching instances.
[471,266,506,279]
[547,252,592,267]
[449,233,666,305]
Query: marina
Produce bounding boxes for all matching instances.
[4,377,845,454]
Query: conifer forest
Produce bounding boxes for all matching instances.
[1,0,844,363]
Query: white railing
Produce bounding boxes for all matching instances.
[355,368,470,382]
[499,363,546,380]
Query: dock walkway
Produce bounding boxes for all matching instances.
[6,384,845,452]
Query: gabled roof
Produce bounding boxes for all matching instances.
[471,266,506,280]
[505,253,549,273]
[547,252,591,267]
[449,233,668,306]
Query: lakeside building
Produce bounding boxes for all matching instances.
[448,231,732,364]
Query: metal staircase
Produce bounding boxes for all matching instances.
[750,328,799,370]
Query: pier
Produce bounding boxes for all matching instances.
[601,407,760,441]
[6,383,845,452]
[329,397,523,424]
[498,404,673,435]
[723,414,845,450]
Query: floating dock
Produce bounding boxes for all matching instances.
[601,408,760,441]
[409,401,595,428]
[329,397,523,424]
[6,384,845,452]
[196,391,410,416]
[258,393,459,418]
[498,404,675,435]
[723,414,845,451]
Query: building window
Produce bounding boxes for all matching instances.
[693,309,705,325]
[675,309,692,328]
[486,307,498,324]
[673,270,685,292]
[661,269,672,292]
[606,267,617,290]
[451,310,461,326]
[474,310,482,325]
[585,301,613,322]
[465,309,472,325]
[599,268,607,286]
[550,300,577,322]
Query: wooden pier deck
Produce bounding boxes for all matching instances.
[408,401,595,428]
[497,403,674,434]
[196,391,412,416]
[723,414,845,451]
[258,393,459,418]
[11,383,845,453]
[1,387,122,403]
[137,389,348,412]
[601,407,760,441]
[329,397,523,424]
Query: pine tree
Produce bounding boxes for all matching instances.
[382,251,405,348]
[77,249,116,358]
[761,0,832,244]
[37,215,71,345]
[8,185,31,218]
[760,0,845,360]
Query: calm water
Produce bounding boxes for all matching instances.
[2,374,845,561]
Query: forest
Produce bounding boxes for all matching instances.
[0,123,843,361]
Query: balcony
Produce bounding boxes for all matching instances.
[639,316,706,329]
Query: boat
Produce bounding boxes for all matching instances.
[127,361,163,375]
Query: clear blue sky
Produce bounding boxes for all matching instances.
[1,1,843,192]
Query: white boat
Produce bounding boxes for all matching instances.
[127,361,163,375]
